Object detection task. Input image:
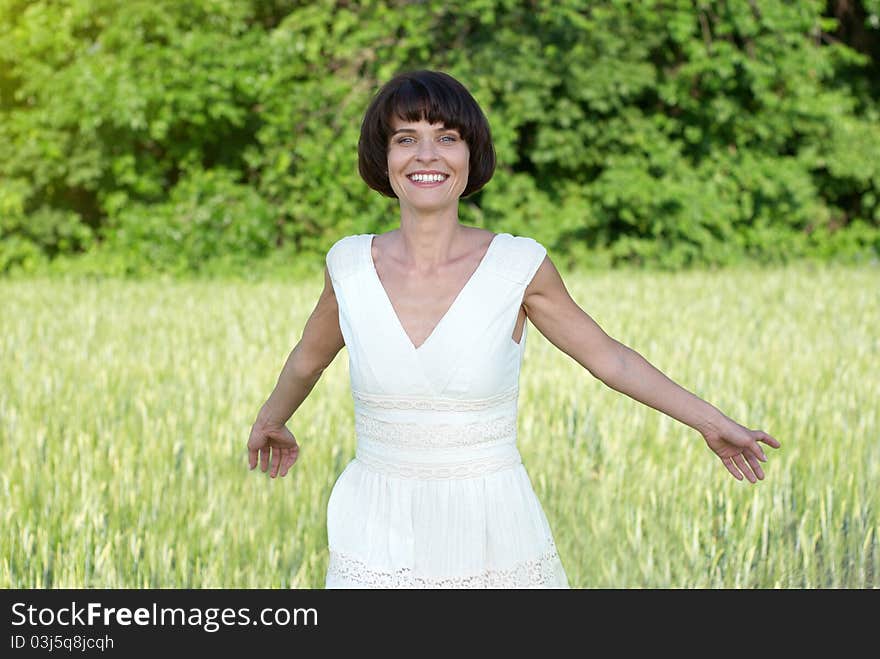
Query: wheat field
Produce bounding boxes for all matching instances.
[1,263,877,588]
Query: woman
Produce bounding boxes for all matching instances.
[246,70,781,588]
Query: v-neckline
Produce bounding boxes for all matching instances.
[367,232,499,352]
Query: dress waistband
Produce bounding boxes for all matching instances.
[351,387,518,412]
[354,436,522,480]
[354,411,517,449]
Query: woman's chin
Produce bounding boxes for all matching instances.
[401,194,461,212]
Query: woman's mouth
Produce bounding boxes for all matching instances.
[406,172,449,187]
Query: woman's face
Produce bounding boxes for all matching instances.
[386,116,470,212]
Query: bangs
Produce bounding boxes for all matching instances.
[383,78,467,136]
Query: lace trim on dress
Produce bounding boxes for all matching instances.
[354,450,521,480]
[355,413,517,448]
[352,387,518,411]
[326,542,567,588]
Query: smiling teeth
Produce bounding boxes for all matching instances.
[409,173,447,182]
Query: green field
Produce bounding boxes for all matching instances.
[1,263,877,588]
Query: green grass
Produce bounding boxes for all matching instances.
[1,262,877,588]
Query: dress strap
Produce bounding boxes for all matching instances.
[325,234,366,285]
[483,233,548,286]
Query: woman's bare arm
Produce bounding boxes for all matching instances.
[255,265,345,428]
[522,255,780,482]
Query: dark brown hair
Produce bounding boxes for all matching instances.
[357,70,496,198]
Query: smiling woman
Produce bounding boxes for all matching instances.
[247,69,780,590]
[357,69,495,199]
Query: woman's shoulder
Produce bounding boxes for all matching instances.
[326,233,370,282]
[487,232,547,284]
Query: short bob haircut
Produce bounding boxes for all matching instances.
[358,70,496,199]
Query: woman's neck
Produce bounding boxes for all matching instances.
[388,205,468,268]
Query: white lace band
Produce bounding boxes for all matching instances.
[326,543,569,588]
[354,412,517,449]
[351,387,519,412]
[354,441,522,480]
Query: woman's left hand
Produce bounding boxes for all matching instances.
[700,417,781,483]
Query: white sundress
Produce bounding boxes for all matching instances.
[323,231,570,588]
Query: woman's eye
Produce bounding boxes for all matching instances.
[394,134,457,145]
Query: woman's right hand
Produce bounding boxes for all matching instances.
[247,420,300,478]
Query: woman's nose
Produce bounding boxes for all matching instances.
[415,138,438,161]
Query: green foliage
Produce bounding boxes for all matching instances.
[1,0,878,276]
[95,168,277,277]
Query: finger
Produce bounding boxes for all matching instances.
[270,446,282,478]
[744,451,765,480]
[756,430,781,449]
[247,434,262,470]
[722,456,743,481]
[277,448,288,477]
[732,453,756,483]
[751,439,767,462]
[260,446,270,472]
[281,448,296,477]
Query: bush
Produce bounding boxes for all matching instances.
[1,0,878,276]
